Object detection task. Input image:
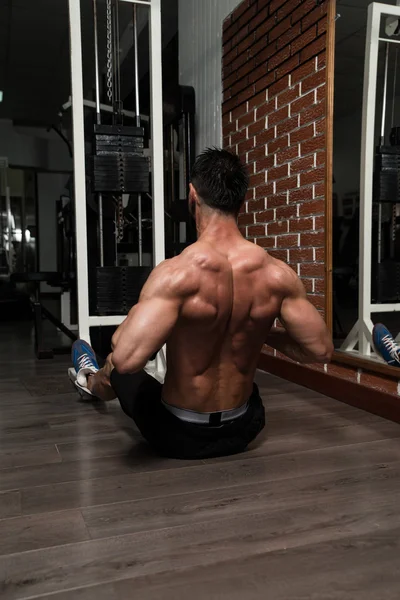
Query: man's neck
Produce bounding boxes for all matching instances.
[196,207,240,241]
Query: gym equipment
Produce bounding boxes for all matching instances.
[341,3,400,358]
[68,0,165,377]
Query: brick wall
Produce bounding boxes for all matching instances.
[222,0,400,400]
[222,0,327,315]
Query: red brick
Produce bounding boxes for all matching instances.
[277,22,301,50]
[268,105,289,127]
[222,64,232,80]
[289,217,313,232]
[292,58,316,84]
[277,85,300,109]
[276,145,299,165]
[248,90,267,110]
[238,225,247,237]
[300,262,325,277]
[327,362,358,382]
[315,215,325,230]
[289,186,314,204]
[318,51,326,69]
[269,16,291,43]
[248,146,266,163]
[268,76,290,99]
[249,172,266,188]
[256,127,277,146]
[254,15,276,41]
[315,182,325,197]
[291,90,316,115]
[299,198,324,216]
[239,138,255,155]
[255,71,276,93]
[316,117,326,135]
[245,188,255,202]
[248,198,266,211]
[316,151,325,166]
[238,110,256,130]
[255,209,275,223]
[256,97,277,119]
[223,88,232,103]
[314,278,326,295]
[268,135,289,154]
[266,193,288,208]
[308,294,325,310]
[224,71,237,89]
[315,248,325,261]
[268,164,289,182]
[255,155,275,172]
[230,0,251,26]
[302,6,326,31]
[248,118,266,138]
[275,55,300,80]
[249,35,270,60]
[300,231,324,247]
[254,183,274,199]
[256,236,276,248]
[232,104,249,121]
[300,167,324,187]
[291,26,317,56]
[269,249,289,262]
[302,278,314,293]
[238,85,256,106]
[231,129,246,146]
[291,155,315,174]
[301,134,325,156]
[248,224,266,237]
[290,124,314,144]
[289,248,313,263]
[317,85,325,103]
[302,69,326,94]
[301,34,326,63]
[276,176,298,193]
[276,115,300,137]
[249,64,270,86]
[237,3,258,29]
[238,212,254,226]
[318,17,327,36]
[268,220,289,235]
[276,204,297,220]
[231,74,249,96]
[223,136,230,149]
[291,0,317,24]
[277,234,300,248]
[223,46,238,69]
[237,58,256,81]
[232,25,251,50]
[277,0,302,22]
[222,97,237,115]
[255,41,278,66]
[247,6,269,36]
[360,371,398,395]
[269,46,291,71]
[223,14,232,33]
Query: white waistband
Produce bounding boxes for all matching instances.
[161,400,249,425]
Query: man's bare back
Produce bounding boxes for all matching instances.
[73,148,333,459]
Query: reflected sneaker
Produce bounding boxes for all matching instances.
[70,339,99,397]
[372,323,400,366]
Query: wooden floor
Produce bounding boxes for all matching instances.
[1,322,400,599]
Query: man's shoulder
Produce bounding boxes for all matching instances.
[149,254,200,299]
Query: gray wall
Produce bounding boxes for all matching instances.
[179,0,240,155]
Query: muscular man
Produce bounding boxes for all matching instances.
[70,148,333,460]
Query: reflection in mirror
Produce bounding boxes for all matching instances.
[333,0,400,366]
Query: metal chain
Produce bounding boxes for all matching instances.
[106,0,113,104]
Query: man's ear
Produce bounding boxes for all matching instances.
[188,183,197,216]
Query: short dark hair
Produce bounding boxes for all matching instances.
[190,148,249,214]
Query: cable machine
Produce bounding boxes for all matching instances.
[68,0,166,375]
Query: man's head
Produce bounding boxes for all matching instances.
[189,148,249,218]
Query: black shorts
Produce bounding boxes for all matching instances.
[110,369,266,460]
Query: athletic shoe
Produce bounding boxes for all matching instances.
[70,339,99,398]
[372,323,400,366]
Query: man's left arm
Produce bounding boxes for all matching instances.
[110,261,190,373]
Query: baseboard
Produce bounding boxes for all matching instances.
[258,353,400,425]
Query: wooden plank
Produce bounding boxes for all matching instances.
[0,510,90,556]
[0,492,21,520]
[0,445,61,470]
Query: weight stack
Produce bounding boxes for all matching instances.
[374,146,400,203]
[95,266,151,315]
[92,125,150,194]
[373,261,400,303]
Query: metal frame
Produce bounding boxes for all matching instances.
[68,0,165,373]
[341,2,400,358]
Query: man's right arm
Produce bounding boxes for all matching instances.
[266,265,333,364]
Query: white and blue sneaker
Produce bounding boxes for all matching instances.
[68,339,100,398]
[372,323,400,367]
